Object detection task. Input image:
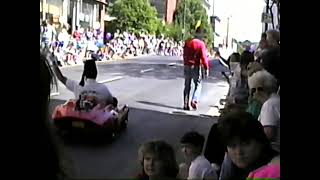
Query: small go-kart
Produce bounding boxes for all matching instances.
[52,99,129,140]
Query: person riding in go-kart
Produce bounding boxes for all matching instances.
[50,52,129,138]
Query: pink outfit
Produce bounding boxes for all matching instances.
[247,164,280,179]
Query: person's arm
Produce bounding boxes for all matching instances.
[218,57,229,68]
[52,62,67,85]
[263,126,277,141]
[187,163,201,180]
[259,101,280,141]
[200,43,209,77]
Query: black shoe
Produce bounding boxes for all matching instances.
[183,106,190,111]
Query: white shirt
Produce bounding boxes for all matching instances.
[66,78,113,105]
[258,93,280,152]
[188,155,218,180]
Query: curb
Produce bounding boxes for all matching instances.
[60,54,153,69]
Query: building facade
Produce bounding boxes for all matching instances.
[262,1,280,32]
[40,0,108,33]
[150,0,178,24]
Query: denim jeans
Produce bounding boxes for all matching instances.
[183,65,203,106]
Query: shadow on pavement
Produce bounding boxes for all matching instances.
[136,100,183,110]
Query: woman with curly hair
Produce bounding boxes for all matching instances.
[135,140,179,180]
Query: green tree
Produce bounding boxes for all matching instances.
[109,0,159,34]
[174,0,214,48]
[163,24,183,41]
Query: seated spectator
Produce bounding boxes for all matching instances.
[135,140,179,180]
[246,62,265,119]
[248,70,280,152]
[179,131,218,180]
[218,111,278,180]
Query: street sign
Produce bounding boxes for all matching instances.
[261,12,272,23]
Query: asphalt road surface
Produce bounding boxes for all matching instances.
[49,55,229,179]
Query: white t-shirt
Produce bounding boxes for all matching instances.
[188,155,217,180]
[66,78,113,105]
[258,93,280,152]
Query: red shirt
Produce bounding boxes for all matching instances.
[183,38,209,70]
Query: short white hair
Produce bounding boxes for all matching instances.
[248,70,278,93]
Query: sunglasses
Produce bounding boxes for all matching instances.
[251,87,264,94]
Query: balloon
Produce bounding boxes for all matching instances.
[106,32,112,40]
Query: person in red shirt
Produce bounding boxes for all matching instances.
[183,27,209,110]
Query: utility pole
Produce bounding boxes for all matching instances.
[183,0,186,40]
[42,0,46,21]
[265,0,270,32]
[226,16,229,49]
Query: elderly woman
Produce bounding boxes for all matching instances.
[135,140,179,180]
[245,62,265,119]
[248,70,280,153]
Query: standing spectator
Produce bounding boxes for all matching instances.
[227,53,241,104]
[213,51,231,83]
[135,140,179,180]
[40,51,73,180]
[180,131,218,180]
[158,39,165,55]
[254,33,268,61]
[266,30,280,48]
[248,70,280,152]
[139,36,145,55]
[232,50,254,105]
[41,20,56,50]
[259,29,280,84]
[73,26,82,42]
[57,27,69,50]
[183,27,209,110]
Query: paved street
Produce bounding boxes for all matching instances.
[49,55,229,179]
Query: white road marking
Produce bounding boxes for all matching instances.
[50,92,60,97]
[169,110,199,117]
[140,68,154,73]
[98,76,124,83]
